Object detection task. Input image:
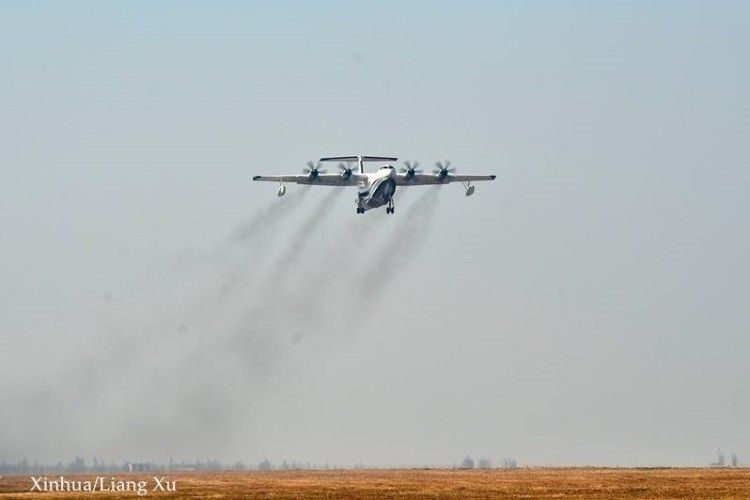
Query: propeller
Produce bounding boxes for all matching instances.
[338,162,353,180]
[303,160,326,179]
[400,160,423,180]
[433,160,456,180]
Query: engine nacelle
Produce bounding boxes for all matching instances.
[277,185,287,197]
[465,185,475,196]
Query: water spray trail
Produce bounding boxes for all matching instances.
[162,187,330,434]
[232,186,310,245]
[204,188,345,380]
[213,187,312,299]
[0,188,316,460]
[263,188,344,287]
[288,188,441,337]
[357,187,440,302]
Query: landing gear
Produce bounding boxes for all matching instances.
[356,207,364,214]
[386,198,395,214]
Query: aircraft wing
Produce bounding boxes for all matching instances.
[394,174,497,186]
[252,173,366,186]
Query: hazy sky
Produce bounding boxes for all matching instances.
[1,1,749,467]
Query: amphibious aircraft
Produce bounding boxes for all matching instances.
[252,155,497,214]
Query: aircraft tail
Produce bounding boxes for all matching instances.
[320,155,398,173]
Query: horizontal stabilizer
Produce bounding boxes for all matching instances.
[320,155,398,162]
[319,156,358,162]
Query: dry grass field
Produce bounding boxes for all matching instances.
[2,468,750,499]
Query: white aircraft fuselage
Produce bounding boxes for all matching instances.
[357,166,397,212]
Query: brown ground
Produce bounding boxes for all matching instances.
[1,468,750,499]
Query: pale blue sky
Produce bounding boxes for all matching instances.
[1,1,749,466]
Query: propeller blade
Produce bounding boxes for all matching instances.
[445,160,452,169]
[306,160,315,169]
[436,161,444,170]
[403,160,423,176]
